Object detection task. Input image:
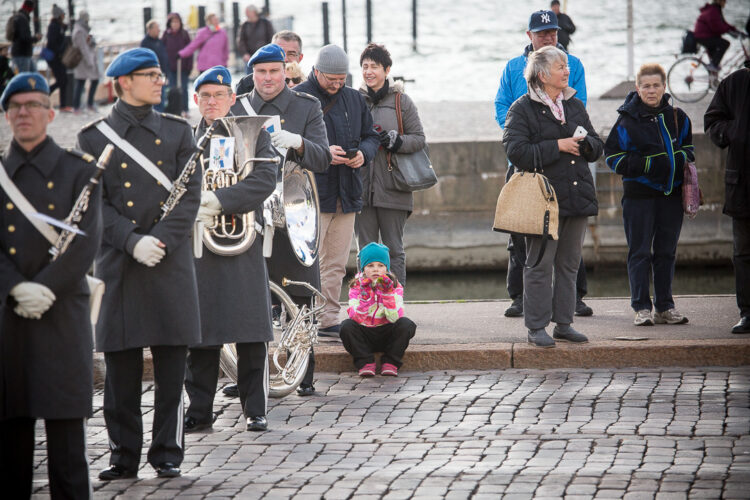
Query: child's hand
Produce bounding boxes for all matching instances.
[360,277,373,288]
[376,275,394,291]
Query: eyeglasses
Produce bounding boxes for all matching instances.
[319,72,346,86]
[6,101,51,112]
[284,51,299,59]
[131,71,167,83]
[285,77,302,85]
[198,91,231,101]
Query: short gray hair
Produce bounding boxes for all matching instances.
[524,45,568,88]
[272,30,302,51]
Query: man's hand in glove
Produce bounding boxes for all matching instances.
[133,235,166,267]
[198,191,222,225]
[10,282,56,318]
[270,130,303,152]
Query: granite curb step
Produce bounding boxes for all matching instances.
[92,338,750,385]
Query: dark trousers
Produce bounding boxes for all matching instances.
[356,206,409,286]
[48,58,69,108]
[622,195,684,312]
[103,345,187,471]
[733,217,750,317]
[185,342,268,419]
[73,78,98,109]
[166,69,190,112]
[0,417,90,499]
[697,36,730,68]
[340,317,416,369]
[507,233,588,300]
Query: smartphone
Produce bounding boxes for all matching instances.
[345,148,359,159]
[573,125,588,139]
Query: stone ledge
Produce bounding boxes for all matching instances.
[92,339,749,386]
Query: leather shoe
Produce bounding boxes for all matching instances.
[98,464,137,481]
[504,298,523,317]
[296,384,315,396]
[222,384,239,397]
[246,415,267,431]
[575,299,594,317]
[184,415,213,433]
[732,317,750,334]
[155,462,181,478]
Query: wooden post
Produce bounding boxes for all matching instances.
[366,0,372,43]
[232,2,241,56]
[322,2,330,46]
[33,0,40,36]
[166,0,172,15]
[626,0,634,80]
[412,0,417,52]
[199,6,207,28]
[144,7,153,34]
[342,0,348,53]
[67,0,75,28]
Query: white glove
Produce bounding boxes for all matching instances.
[10,282,56,318]
[133,235,166,267]
[270,130,303,150]
[200,191,222,212]
[197,205,219,225]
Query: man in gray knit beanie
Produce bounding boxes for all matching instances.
[315,44,349,75]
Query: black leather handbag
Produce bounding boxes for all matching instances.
[386,93,438,192]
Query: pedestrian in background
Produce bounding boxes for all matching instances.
[340,243,416,377]
[550,0,576,50]
[140,19,169,112]
[163,12,192,117]
[178,12,228,72]
[605,64,694,327]
[693,0,740,72]
[71,10,100,113]
[357,42,426,287]
[494,9,592,319]
[237,4,274,64]
[9,0,41,73]
[704,66,750,334]
[285,61,303,88]
[503,45,603,348]
[45,4,71,111]
[0,44,13,95]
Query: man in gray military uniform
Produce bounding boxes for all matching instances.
[186,65,279,432]
[76,47,201,480]
[1,72,102,499]
[231,43,331,396]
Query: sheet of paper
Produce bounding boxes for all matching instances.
[209,137,235,171]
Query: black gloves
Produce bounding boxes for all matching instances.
[378,129,403,152]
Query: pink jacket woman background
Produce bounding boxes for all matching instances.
[178,13,228,72]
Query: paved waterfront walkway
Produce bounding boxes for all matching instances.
[31,367,750,499]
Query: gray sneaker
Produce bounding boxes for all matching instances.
[527,328,555,348]
[634,309,654,326]
[552,325,589,343]
[654,309,688,325]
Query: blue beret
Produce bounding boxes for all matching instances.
[248,43,285,67]
[194,66,232,91]
[1,72,50,112]
[106,48,160,78]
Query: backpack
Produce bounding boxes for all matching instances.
[681,30,698,54]
[5,14,18,42]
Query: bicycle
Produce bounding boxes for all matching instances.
[667,32,749,103]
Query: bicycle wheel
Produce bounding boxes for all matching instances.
[219,280,308,398]
[668,56,711,103]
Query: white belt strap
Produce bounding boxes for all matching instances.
[0,160,59,244]
[240,96,257,116]
[95,122,173,192]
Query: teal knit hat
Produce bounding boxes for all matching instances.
[359,242,390,271]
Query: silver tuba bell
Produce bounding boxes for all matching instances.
[201,115,280,256]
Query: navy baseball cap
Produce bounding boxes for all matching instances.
[528,10,560,32]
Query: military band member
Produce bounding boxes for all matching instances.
[76,48,201,480]
[185,66,278,432]
[231,43,331,396]
[0,73,102,498]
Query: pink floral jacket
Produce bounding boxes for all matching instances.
[347,273,404,327]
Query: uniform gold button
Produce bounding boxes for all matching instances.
[280,118,285,124]
[157,160,163,166]
[154,218,158,223]
[124,181,132,188]
[9,247,16,255]
[47,181,54,189]
[48,204,55,210]
[573,181,578,185]
[121,162,127,169]
[6,202,13,210]
[127,201,134,207]
[571,160,575,164]
[8,225,15,232]
[159,201,164,206]
[157,181,161,186]
[131,219,137,224]
[155,139,161,145]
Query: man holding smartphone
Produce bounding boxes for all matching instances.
[294,44,379,337]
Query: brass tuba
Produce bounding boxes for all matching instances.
[202,115,280,256]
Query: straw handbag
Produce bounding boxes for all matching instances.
[492,150,559,267]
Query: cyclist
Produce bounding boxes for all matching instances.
[693,0,741,72]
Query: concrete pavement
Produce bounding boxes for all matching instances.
[30,367,750,499]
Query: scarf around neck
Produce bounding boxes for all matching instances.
[534,86,566,123]
[367,79,390,105]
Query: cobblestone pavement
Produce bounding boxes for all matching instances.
[31,367,750,499]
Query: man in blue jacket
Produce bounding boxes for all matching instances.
[494,9,592,319]
[294,44,379,336]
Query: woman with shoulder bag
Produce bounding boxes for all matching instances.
[71,10,99,113]
[503,45,603,348]
[604,63,695,327]
[357,43,426,286]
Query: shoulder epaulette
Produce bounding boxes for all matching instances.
[161,112,190,124]
[65,148,96,163]
[80,116,106,132]
[293,90,318,102]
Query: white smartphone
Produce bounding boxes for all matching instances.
[573,125,588,139]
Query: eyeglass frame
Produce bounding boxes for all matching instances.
[197,90,232,101]
[318,71,347,86]
[5,100,52,113]
[131,71,167,83]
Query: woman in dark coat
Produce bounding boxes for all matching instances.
[45,4,71,111]
[162,12,192,117]
[605,64,694,327]
[503,45,603,348]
